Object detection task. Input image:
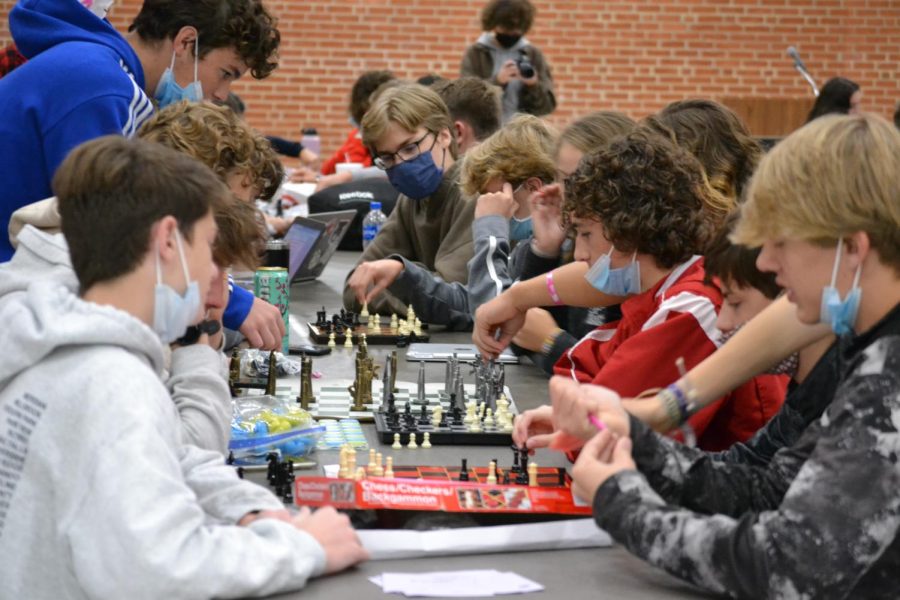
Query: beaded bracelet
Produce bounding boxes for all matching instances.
[657,387,683,430]
[541,327,564,355]
[666,383,691,422]
[546,271,563,305]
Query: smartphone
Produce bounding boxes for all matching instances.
[289,344,333,356]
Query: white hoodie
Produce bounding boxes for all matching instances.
[2,220,232,455]
[0,281,326,598]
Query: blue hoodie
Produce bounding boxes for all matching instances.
[0,0,154,262]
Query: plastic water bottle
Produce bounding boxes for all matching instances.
[362,201,387,250]
[301,128,321,156]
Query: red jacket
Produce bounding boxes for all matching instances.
[554,256,786,449]
[321,129,372,175]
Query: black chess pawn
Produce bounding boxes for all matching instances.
[316,307,328,327]
[458,458,469,482]
[226,451,235,465]
[418,404,430,425]
[266,453,279,483]
[283,487,293,504]
[510,445,521,474]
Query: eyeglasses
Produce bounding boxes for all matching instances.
[373,132,436,170]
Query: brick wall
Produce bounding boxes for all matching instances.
[2,0,898,154]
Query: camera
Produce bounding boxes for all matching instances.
[516,50,535,79]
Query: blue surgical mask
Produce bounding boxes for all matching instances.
[584,246,641,295]
[509,216,533,241]
[154,37,203,109]
[153,230,202,344]
[819,239,862,336]
[508,183,534,241]
[386,149,445,200]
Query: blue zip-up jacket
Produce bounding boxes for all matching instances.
[0,0,154,262]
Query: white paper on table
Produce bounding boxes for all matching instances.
[375,569,543,597]
[358,518,612,561]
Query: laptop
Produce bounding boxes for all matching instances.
[284,209,356,282]
[405,343,519,364]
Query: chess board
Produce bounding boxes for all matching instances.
[389,465,571,488]
[372,403,515,446]
[307,322,430,345]
[293,465,590,516]
[248,379,519,424]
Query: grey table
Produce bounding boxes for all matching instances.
[259,251,712,599]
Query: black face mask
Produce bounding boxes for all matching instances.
[495,32,521,48]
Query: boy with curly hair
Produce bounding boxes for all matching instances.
[500,129,781,448]
[0,0,281,261]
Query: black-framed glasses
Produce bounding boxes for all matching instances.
[373,132,436,170]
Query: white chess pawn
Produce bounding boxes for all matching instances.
[327,332,336,348]
[407,433,418,449]
[485,408,495,427]
[360,302,369,319]
[392,433,402,450]
[355,467,366,481]
[486,460,497,484]
[390,313,398,330]
[384,456,394,478]
[373,452,384,476]
[407,306,415,323]
[367,449,377,472]
[421,432,432,449]
[344,332,353,348]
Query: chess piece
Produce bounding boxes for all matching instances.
[407,433,418,449]
[486,460,497,484]
[390,313,398,330]
[355,467,366,481]
[367,449,377,472]
[485,408,495,427]
[327,332,336,348]
[265,350,277,396]
[228,349,241,395]
[407,305,415,325]
[373,452,384,476]
[348,343,375,411]
[338,447,350,479]
[344,332,353,349]
[347,447,356,477]
[415,361,426,405]
[297,355,315,409]
[392,433,402,450]
[421,432,432,449]
[316,307,328,327]
[384,456,394,478]
[360,302,369,319]
[528,462,538,487]
[389,351,399,392]
[431,406,443,428]
[458,458,469,482]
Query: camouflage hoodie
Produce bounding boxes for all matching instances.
[593,302,900,599]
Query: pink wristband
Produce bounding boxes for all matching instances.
[546,271,563,305]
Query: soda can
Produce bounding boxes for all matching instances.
[254,267,290,354]
[264,239,289,269]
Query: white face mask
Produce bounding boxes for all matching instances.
[80,0,115,19]
[153,229,201,344]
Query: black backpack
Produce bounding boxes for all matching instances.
[307,178,400,250]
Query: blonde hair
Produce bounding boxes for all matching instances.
[459,114,558,196]
[558,111,634,156]
[734,114,900,269]
[361,83,458,159]
[138,101,284,200]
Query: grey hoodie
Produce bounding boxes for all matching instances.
[0,281,326,598]
[2,219,233,454]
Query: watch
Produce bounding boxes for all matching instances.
[174,319,222,346]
